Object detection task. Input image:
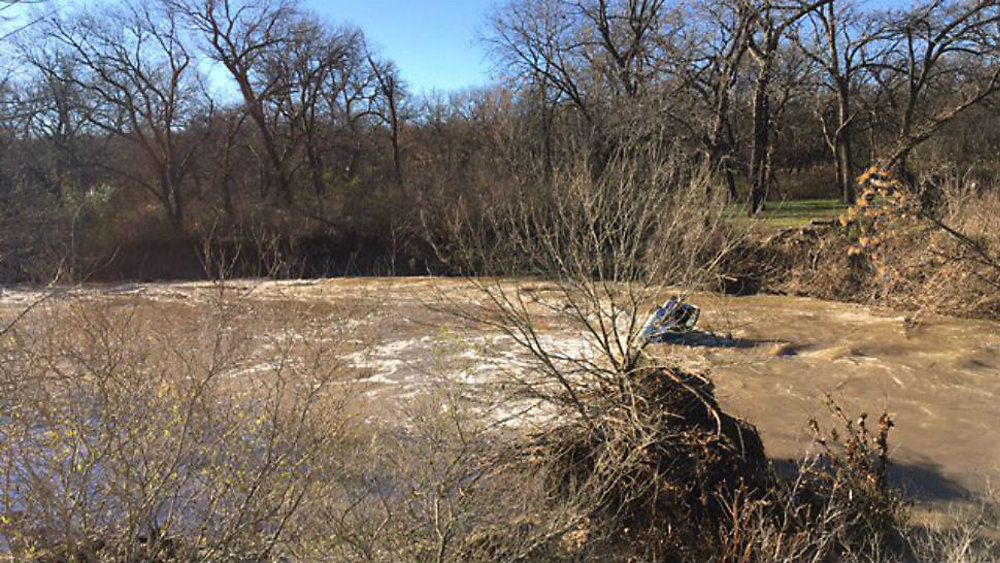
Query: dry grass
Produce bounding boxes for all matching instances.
[738,170,1000,321]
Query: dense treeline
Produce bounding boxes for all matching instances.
[1,0,998,281]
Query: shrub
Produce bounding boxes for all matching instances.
[0,289,354,560]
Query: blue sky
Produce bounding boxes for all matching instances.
[5,0,903,96]
[1,0,498,94]
[311,0,497,95]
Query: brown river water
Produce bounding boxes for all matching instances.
[667,292,1000,506]
[2,278,998,508]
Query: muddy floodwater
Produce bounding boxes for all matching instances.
[2,277,998,508]
[669,292,1000,505]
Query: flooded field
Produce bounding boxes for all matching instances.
[2,277,998,507]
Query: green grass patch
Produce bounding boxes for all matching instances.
[726,198,847,230]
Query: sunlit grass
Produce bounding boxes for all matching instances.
[727,198,847,230]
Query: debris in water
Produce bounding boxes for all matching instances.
[638,297,700,346]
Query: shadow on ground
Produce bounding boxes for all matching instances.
[772,459,972,503]
[651,330,781,349]
[889,461,975,502]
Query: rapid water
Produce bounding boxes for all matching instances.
[2,279,998,504]
[667,292,1000,504]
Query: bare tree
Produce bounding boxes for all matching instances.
[578,0,668,100]
[872,0,1000,180]
[317,39,379,185]
[168,0,301,204]
[202,108,248,216]
[368,54,406,190]
[8,43,87,204]
[489,0,671,165]
[489,0,597,126]
[667,1,754,200]
[796,0,882,204]
[767,42,819,197]
[262,18,363,198]
[43,1,203,231]
[744,0,832,214]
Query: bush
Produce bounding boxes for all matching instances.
[0,289,354,560]
[734,168,1000,321]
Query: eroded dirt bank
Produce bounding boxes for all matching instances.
[2,277,997,506]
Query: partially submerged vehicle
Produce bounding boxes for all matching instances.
[638,297,700,346]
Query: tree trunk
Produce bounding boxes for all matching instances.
[542,104,554,185]
[234,72,293,204]
[835,87,856,204]
[385,85,404,190]
[220,152,235,217]
[163,173,184,232]
[707,84,738,200]
[390,122,403,189]
[725,166,739,201]
[748,67,772,215]
[836,138,854,204]
[171,189,184,232]
[222,177,234,217]
[307,138,327,197]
